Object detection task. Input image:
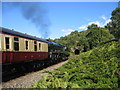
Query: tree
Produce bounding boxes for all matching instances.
[105,8,120,39]
[87,24,98,29]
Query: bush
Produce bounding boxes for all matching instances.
[32,40,120,88]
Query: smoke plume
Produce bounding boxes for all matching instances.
[6,2,51,38]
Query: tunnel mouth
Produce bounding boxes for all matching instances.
[74,49,80,55]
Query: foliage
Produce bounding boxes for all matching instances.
[105,8,120,39]
[32,7,120,88]
[32,40,120,88]
[54,27,114,53]
[50,8,120,54]
[87,24,99,29]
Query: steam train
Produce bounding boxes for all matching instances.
[0,27,69,75]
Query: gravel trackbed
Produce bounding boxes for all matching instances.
[1,60,68,88]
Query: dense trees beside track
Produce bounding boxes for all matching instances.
[33,8,120,88]
[53,24,114,54]
[105,8,120,39]
[52,8,120,55]
[33,40,120,88]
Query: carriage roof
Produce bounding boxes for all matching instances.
[1,27,48,43]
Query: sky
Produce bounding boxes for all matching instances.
[1,1,119,39]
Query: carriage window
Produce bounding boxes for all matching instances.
[34,41,37,51]
[5,37,10,49]
[39,43,41,50]
[25,40,29,50]
[14,37,19,51]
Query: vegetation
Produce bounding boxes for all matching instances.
[52,8,120,54]
[33,40,120,88]
[32,8,120,88]
[105,8,120,39]
[54,27,114,54]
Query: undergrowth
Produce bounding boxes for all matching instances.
[32,41,120,88]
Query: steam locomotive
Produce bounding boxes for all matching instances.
[0,27,69,75]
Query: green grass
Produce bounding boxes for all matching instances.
[32,41,120,88]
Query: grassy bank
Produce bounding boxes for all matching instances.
[32,40,120,88]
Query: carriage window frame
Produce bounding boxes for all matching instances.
[34,41,37,51]
[5,37,10,50]
[25,40,29,50]
[39,43,41,50]
[14,37,19,51]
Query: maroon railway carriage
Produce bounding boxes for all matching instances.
[0,27,49,65]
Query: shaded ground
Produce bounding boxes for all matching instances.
[1,60,68,88]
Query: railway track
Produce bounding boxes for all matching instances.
[2,58,63,82]
[1,55,78,88]
[1,60,68,88]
